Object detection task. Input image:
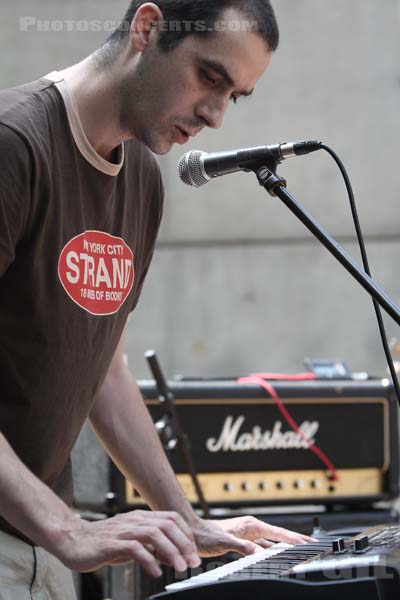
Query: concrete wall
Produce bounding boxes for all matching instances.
[1,0,399,380]
[130,0,400,380]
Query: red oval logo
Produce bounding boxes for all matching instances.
[58,231,134,316]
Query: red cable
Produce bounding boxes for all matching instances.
[237,374,339,482]
[249,372,317,381]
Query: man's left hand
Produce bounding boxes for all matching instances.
[191,516,314,557]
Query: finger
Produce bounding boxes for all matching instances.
[253,538,274,549]
[137,525,191,572]
[261,526,313,545]
[156,518,200,568]
[300,534,318,543]
[124,511,200,567]
[134,510,196,544]
[124,541,163,578]
[202,527,264,557]
[224,536,263,556]
[94,540,162,578]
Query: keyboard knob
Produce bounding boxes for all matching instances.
[354,536,369,553]
[332,538,346,554]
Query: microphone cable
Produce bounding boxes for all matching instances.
[319,144,400,408]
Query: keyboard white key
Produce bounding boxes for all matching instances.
[166,543,293,591]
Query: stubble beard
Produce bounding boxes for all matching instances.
[119,73,172,154]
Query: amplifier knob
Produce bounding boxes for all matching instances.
[259,481,268,491]
[293,480,305,490]
[310,479,321,489]
[276,481,285,490]
[241,482,251,491]
[223,483,234,492]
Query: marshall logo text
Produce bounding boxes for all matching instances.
[206,416,319,453]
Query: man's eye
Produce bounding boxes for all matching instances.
[201,71,216,85]
[230,95,238,104]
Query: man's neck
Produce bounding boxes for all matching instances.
[58,56,132,161]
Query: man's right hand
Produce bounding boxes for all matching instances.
[0,434,200,578]
[54,510,201,577]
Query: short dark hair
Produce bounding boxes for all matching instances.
[105,0,279,55]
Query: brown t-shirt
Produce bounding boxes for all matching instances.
[0,74,163,542]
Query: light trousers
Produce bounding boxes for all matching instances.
[0,530,77,600]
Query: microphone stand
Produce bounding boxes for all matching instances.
[145,350,210,518]
[252,158,400,326]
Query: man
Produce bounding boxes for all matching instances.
[0,1,312,597]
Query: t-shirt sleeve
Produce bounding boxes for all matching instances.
[0,124,31,277]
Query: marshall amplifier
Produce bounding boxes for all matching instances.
[114,378,399,508]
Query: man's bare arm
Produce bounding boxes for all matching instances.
[89,339,197,522]
[0,432,80,550]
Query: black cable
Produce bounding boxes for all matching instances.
[320,143,400,407]
[29,546,37,600]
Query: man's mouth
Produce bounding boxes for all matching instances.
[174,126,189,144]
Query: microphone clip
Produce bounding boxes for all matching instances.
[256,165,287,197]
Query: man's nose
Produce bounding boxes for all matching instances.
[196,96,229,129]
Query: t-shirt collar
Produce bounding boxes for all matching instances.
[44,71,124,177]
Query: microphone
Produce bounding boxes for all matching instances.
[178,140,321,187]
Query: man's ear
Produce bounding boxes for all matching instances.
[129,2,164,52]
